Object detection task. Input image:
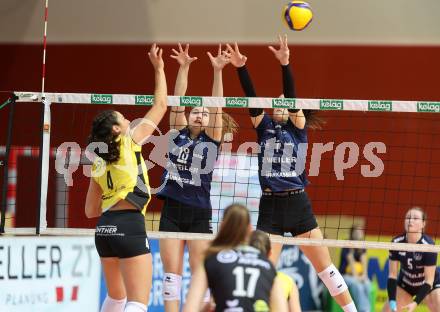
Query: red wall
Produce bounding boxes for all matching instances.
[1,44,439,235]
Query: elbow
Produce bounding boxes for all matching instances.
[296,118,306,130]
[160,99,168,110]
[85,205,99,219]
[388,272,397,279]
[85,209,93,219]
[155,98,168,111]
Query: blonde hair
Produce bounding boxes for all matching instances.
[205,204,250,257]
[222,111,239,140]
[249,230,271,256]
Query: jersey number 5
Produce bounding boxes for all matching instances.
[407,258,413,270]
[232,266,261,298]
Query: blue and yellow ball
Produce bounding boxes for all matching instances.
[283,1,313,31]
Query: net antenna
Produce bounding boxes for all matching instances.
[37,0,51,234]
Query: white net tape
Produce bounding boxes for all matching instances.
[14,91,440,113]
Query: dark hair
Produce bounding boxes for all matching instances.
[88,110,120,163]
[249,230,271,256]
[205,204,250,257]
[304,110,325,130]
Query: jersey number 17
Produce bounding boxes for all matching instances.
[232,266,261,298]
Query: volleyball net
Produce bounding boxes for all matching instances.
[1,91,440,252]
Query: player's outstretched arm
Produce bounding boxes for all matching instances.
[170,43,197,130]
[131,44,168,144]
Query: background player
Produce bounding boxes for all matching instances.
[249,230,302,312]
[339,225,371,312]
[382,207,440,312]
[183,203,288,312]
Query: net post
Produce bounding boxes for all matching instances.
[0,94,17,234]
[36,98,51,235]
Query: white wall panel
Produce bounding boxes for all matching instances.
[1,0,440,45]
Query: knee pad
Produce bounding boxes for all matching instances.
[124,301,147,312]
[101,295,127,312]
[163,273,182,301]
[318,264,348,297]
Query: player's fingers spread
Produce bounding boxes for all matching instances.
[234,42,240,52]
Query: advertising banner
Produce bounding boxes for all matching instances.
[0,236,101,312]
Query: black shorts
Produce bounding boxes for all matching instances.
[256,190,318,237]
[398,270,440,296]
[159,197,212,233]
[95,209,150,258]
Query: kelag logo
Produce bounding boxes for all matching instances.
[226,97,248,108]
[417,102,440,113]
[320,99,343,110]
[272,98,296,109]
[135,95,154,106]
[91,94,113,104]
[368,101,392,111]
[180,96,202,107]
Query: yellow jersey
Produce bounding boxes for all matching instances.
[92,135,151,214]
[277,271,295,300]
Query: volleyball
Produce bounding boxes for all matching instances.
[283,1,313,31]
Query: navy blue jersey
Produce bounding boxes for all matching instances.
[204,246,277,312]
[389,234,439,288]
[256,114,308,192]
[158,128,220,209]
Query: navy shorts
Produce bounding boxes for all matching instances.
[398,269,440,296]
[95,209,150,258]
[159,197,212,233]
[257,190,318,237]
